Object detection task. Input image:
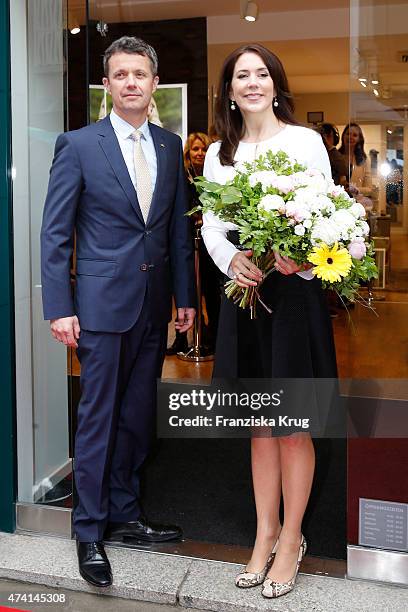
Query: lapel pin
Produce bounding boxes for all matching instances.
[160,143,165,148]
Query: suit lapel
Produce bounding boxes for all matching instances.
[97,116,145,224]
[147,122,167,224]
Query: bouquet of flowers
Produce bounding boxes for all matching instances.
[190,150,377,318]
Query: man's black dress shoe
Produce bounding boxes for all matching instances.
[104,517,182,543]
[77,541,112,587]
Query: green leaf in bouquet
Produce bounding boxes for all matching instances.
[194,177,228,195]
[236,218,251,230]
[321,249,379,305]
[198,191,219,208]
[221,186,242,204]
[332,195,354,210]
[335,283,358,302]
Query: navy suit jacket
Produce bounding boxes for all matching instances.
[41,116,195,332]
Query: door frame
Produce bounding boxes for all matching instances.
[0,0,17,534]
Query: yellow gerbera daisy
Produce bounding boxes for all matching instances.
[308,242,352,283]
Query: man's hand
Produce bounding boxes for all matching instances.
[50,316,81,348]
[230,250,263,288]
[175,308,196,333]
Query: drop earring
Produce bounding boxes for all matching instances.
[273,96,279,108]
[230,99,236,110]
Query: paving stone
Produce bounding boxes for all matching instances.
[0,532,192,605]
[178,558,408,612]
[1,533,407,611]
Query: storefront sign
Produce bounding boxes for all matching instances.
[359,498,408,551]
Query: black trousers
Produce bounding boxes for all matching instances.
[74,299,167,542]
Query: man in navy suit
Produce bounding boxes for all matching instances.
[41,37,195,587]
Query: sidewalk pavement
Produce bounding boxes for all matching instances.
[0,532,406,612]
[1,579,172,612]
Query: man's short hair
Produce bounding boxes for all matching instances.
[103,36,158,77]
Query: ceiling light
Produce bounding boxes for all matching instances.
[387,129,393,134]
[359,78,367,82]
[373,88,379,96]
[371,79,379,85]
[244,1,258,22]
[360,81,367,88]
[68,9,82,35]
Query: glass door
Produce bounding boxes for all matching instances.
[347,0,408,585]
[11,0,86,535]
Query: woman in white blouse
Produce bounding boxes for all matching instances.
[202,44,337,599]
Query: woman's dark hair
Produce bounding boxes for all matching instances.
[339,123,367,166]
[214,44,298,166]
[319,123,340,147]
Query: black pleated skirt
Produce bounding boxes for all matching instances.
[213,239,339,436]
[214,270,337,379]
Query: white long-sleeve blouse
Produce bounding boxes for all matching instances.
[201,124,331,280]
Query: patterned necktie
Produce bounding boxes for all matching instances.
[131,130,152,223]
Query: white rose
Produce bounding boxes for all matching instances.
[249,170,277,190]
[294,224,306,236]
[285,199,311,223]
[303,218,313,229]
[310,194,335,215]
[350,202,367,219]
[331,209,357,230]
[258,193,286,214]
[304,170,328,193]
[292,186,318,206]
[293,187,317,211]
[291,171,310,187]
[311,217,341,245]
[269,174,296,194]
[360,220,370,236]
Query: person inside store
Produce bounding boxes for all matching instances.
[339,122,373,209]
[167,131,221,355]
[317,122,348,186]
[202,43,337,599]
[40,36,195,588]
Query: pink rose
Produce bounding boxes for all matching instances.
[285,200,311,223]
[348,240,366,260]
[270,174,295,194]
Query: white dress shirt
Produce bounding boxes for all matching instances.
[202,124,332,280]
[109,109,157,193]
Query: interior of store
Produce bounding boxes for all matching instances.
[11,0,408,574]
